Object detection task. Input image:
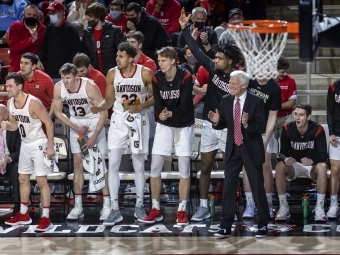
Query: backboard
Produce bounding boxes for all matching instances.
[299,0,340,62]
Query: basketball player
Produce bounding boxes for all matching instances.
[326,78,340,218]
[53,63,109,221]
[142,46,194,226]
[242,77,281,218]
[91,42,154,226]
[275,103,328,221]
[3,73,55,231]
[178,8,243,221]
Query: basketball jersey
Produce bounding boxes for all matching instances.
[60,77,100,120]
[9,94,46,143]
[112,64,147,114]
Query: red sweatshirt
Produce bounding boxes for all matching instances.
[146,0,181,35]
[9,21,46,72]
[106,13,128,34]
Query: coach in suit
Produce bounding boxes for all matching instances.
[0,105,21,216]
[208,70,270,238]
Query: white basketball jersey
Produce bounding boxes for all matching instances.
[9,94,46,143]
[61,77,100,119]
[113,64,148,113]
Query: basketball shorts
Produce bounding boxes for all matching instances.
[200,120,227,153]
[262,132,276,153]
[287,162,316,182]
[329,138,340,160]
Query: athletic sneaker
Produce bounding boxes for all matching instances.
[243,204,256,218]
[214,228,231,238]
[255,225,268,238]
[36,217,53,232]
[67,207,84,220]
[275,205,291,221]
[99,206,111,221]
[191,206,211,221]
[103,209,123,226]
[326,203,340,218]
[143,208,163,224]
[176,210,189,226]
[314,206,327,221]
[5,211,32,226]
[134,206,147,222]
[269,205,274,218]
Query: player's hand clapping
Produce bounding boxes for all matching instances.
[159,107,172,121]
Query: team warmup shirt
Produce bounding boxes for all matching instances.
[280,121,328,165]
[327,79,340,137]
[182,25,231,123]
[9,94,46,143]
[60,77,100,120]
[247,79,282,121]
[152,65,194,128]
[112,64,148,114]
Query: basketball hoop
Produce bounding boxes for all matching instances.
[227,20,299,80]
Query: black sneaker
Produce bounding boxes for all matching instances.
[214,228,231,238]
[255,225,268,238]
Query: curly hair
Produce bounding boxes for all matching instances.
[212,42,243,65]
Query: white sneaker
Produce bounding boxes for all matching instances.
[243,204,256,218]
[314,206,327,221]
[327,203,340,218]
[67,207,84,220]
[99,206,111,221]
[275,205,291,221]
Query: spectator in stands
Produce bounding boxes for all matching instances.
[82,2,124,75]
[194,0,225,28]
[106,0,128,34]
[193,66,209,119]
[181,45,199,75]
[274,56,297,140]
[67,0,97,27]
[38,1,82,83]
[275,103,328,222]
[0,105,21,217]
[229,0,266,21]
[126,31,157,73]
[0,0,27,46]
[19,53,54,116]
[8,4,46,73]
[177,7,218,62]
[126,2,172,64]
[71,20,85,41]
[219,8,244,45]
[146,0,181,46]
[73,53,106,97]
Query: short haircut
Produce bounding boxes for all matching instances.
[21,52,39,65]
[118,42,137,58]
[73,53,90,68]
[212,42,243,65]
[157,47,177,60]
[277,55,290,70]
[25,3,38,10]
[126,31,144,44]
[110,0,124,9]
[85,2,107,22]
[5,73,25,89]
[126,2,141,13]
[230,70,250,88]
[295,102,312,116]
[71,20,84,34]
[192,7,207,19]
[59,63,78,76]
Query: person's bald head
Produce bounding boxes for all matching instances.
[0,104,9,123]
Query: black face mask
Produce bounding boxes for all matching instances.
[128,17,138,25]
[88,19,98,28]
[24,16,38,27]
[194,21,205,31]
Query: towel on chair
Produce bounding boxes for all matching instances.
[122,111,143,154]
[82,145,107,192]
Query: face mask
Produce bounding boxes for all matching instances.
[187,55,198,65]
[110,10,121,19]
[88,19,98,28]
[49,14,60,25]
[128,17,138,25]
[194,21,205,30]
[24,16,38,27]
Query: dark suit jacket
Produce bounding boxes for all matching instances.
[5,129,21,163]
[214,92,266,166]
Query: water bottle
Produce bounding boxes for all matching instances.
[302,195,309,218]
[77,135,89,156]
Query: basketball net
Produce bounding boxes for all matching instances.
[228,23,289,80]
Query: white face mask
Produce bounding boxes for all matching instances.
[49,14,60,25]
